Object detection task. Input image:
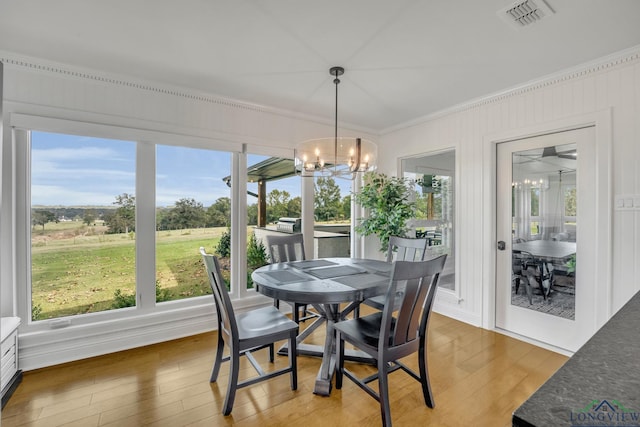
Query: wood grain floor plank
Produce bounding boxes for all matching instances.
[2,313,567,427]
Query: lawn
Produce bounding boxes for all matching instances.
[31,225,229,320]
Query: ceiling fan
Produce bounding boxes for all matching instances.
[541,146,577,159]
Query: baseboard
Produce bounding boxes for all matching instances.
[1,370,22,409]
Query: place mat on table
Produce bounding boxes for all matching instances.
[289,259,338,269]
[260,270,313,285]
[332,273,389,290]
[351,260,392,275]
[306,265,365,280]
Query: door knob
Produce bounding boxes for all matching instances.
[497,241,506,250]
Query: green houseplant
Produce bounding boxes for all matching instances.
[354,171,416,253]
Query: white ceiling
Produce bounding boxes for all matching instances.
[2,0,640,131]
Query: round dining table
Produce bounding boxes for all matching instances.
[251,257,391,395]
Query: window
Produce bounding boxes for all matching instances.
[15,120,243,332]
[401,150,456,291]
[155,145,231,302]
[30,132,136,320]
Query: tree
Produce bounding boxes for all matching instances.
[32,210,58,230]
[159,198,206,230]
[314,177,341,221]
[104,193,136,234]
[207,197,231,227]
[267,189,291,223]
[83,209,96,226]
[287,196,301,218]
[340,194,351,220]
[247,203,258,225]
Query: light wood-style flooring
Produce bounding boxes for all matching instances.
[2,312,567,427]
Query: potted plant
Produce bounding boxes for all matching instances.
[354,171,416,253]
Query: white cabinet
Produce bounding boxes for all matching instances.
[1,317,21,408]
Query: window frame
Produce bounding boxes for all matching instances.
[12,114,258,333]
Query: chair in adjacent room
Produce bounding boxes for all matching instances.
[354,236,430,317]
[264,234,317,323]
[200,247,298,416]
[335,255,447,427]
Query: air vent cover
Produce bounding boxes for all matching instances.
[499,0,554,29]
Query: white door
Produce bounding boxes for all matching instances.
[495,126,597,352]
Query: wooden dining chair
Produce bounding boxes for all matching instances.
[335,255,447,427]
[264,234,317,323]
[354,236,430,317]
[200,247,298,416]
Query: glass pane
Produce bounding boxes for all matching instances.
[31,132,136,320]
[511,143,576,319]
[156,145,231,301]
[246,154,300,289]
[401,150,455,290]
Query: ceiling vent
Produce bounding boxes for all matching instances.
[499,0,554,29]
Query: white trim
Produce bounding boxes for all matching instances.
[17,294,273,371]
[0,51,377,137]
[493,327,573,357]
[482,110,613,334]
[9,113,244,153]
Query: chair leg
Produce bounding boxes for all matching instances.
[222,347,240,415]
[335,332,344,389]
[353,305,360,319]
[293,303,300,324]
[289,331,298,390]
[269,343,275,363]
[418,336,435,408]
[210,331,225,382]
[377,359,392,427]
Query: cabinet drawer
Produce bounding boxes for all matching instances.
[1,330,17,357]
[1,351,16,391]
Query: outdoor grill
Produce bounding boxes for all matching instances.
[276,217,301,234]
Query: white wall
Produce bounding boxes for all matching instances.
[378,46,640,328]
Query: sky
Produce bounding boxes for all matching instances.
[31,131,351,207]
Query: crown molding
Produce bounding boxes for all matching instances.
[381,44,640,135]
[0,50,377,137]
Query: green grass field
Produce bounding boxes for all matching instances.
[31,224,228,320]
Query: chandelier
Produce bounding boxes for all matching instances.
[294,66,377,179]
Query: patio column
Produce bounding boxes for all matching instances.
[257,179,266,228]
[301,171,314,257]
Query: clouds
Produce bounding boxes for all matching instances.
[30,132,351,208]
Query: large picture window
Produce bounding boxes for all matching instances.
[17,122,242,330]
[30,131,136,320]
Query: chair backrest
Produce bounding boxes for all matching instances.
[512,250,534,274]
[200,247,237,343]
[386,236,430,262]
[380,255,447,350]
[265,234,306,263]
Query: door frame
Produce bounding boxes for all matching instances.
[481,110,612,350]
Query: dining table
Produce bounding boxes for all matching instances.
[251,257,392,396]
[512,239,576,260]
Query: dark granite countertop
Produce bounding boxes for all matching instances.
[513,290,640,426]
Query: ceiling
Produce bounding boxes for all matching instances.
[2,0,640,131]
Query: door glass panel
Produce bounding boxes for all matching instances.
[401,150,455,290]
[511,143,576,319]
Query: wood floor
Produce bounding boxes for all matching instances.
[1,312,567,427]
